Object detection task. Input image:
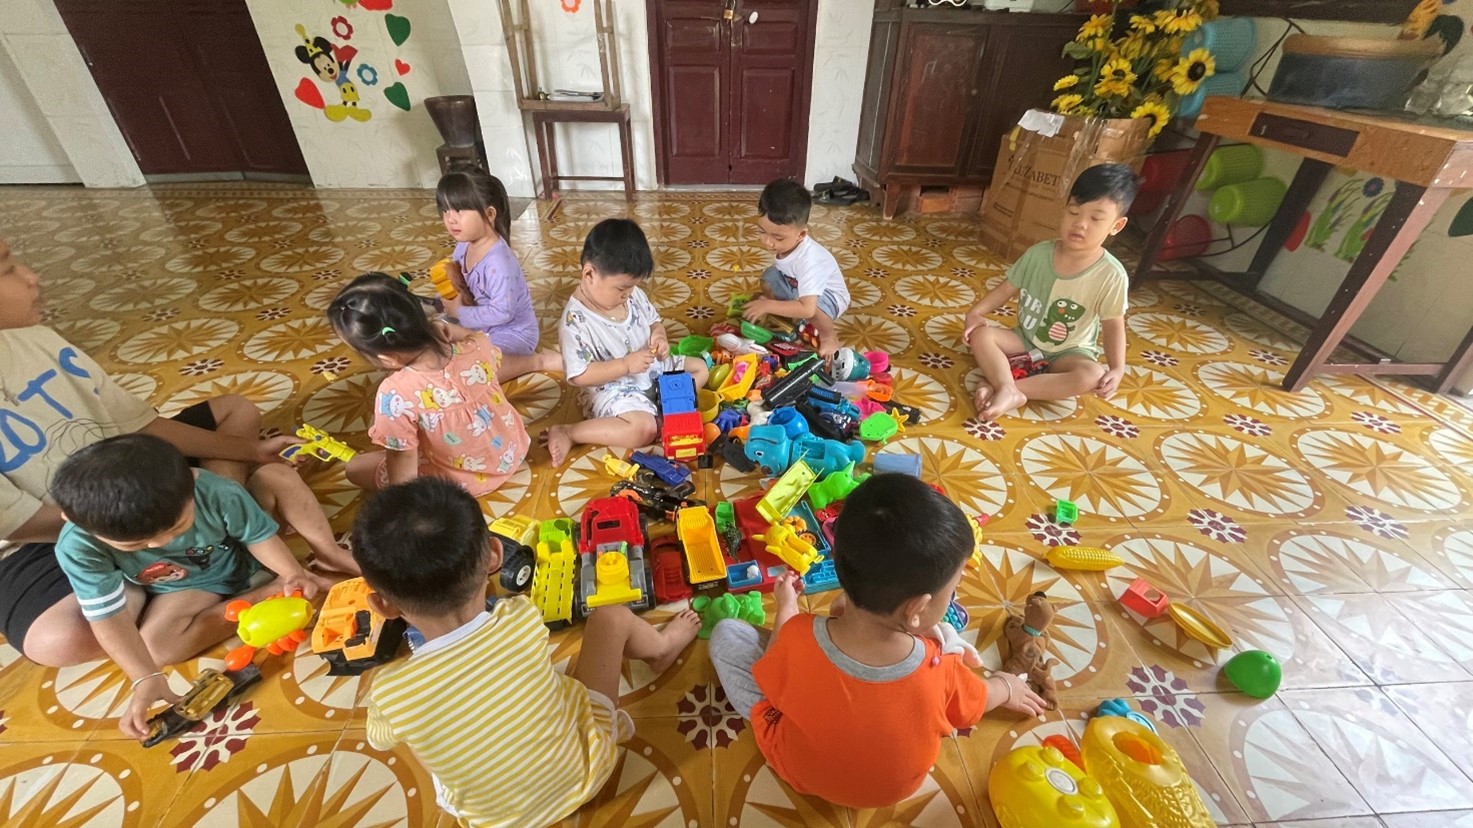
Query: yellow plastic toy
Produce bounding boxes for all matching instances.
[489,515,539,549]
[426,258,459,300]
[1167,603,1233,650]
[601,451,639,482]
[281,424,358,463]
[754,522,820,575]
[223,591,314,671]
[1047,546,1125,571]
[531,524,578,626]
[585,546,644,609]
[757,460,817,524]
[989,744,1120,828]
[1080,715,1214,828]
[677,506,727,584]
[717,354,759,403]
[969,514,986,569]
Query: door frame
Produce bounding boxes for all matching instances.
[645,0,821,186]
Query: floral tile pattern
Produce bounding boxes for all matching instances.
[4,185,1473,825]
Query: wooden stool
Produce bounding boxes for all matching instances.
[531,104,634,200]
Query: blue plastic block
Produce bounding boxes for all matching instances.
[801,558,839,593]
[658,372,697,415]
[726,562,766,590]
[873,452,922,478]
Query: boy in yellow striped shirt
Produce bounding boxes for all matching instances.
[354,478,701,827]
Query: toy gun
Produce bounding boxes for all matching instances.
[280,424,358,463]
[761,355,831,408]
[223,591,314,671]
[425,258,460,300]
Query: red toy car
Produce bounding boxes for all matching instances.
[649,535,693,604]
[580,497,644,555]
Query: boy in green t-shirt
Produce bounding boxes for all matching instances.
[50,433,329,740]
[963,164,1139,420]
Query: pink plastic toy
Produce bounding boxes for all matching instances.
[1120,578,1170,618]
[864,351,889,375]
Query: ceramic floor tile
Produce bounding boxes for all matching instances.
[1252,819,1385,828]
[1281,688,1473,814]
[1289,594,1473,685]
[712,725,853,827]
[1382,682,1473,768]
[1380,590,1473,665]
[0,740,107,824]
[554,717,717,827]
[1399,521,1473,589]
[159,729,347,825]
[951,702,1071,828]
[1380,811,1473,828]
[1262,526,1459,595]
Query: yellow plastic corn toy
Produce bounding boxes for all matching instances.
[427,258,459,300]
[1046,546,1124,571]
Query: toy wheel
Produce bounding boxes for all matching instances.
[500,545,535,593]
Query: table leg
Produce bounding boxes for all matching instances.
[1433,323,1473,393]
[1282,182,1451,392]
[534,117,553,200]
[1133,133,1218,285]
[619,114,635,199]
[545,121,561,198]
[1247,157,1332,289]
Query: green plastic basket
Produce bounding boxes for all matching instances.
[1196,145,1262,191]
[1209,177,1287,227]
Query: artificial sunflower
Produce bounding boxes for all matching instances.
[1054,74,1081,91]
[1170,48,1216,95]
[1076,13,1112,42]
[1128,14,1157,34]
[1094,57,1137,98]
[1119,31,1152,60]
[1154,58,1177,80]
[1153,8,1204,35]
[1053,93,1085,115]
[1132,99,1172,138]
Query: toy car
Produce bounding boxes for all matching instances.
[311,577,407,676]
[629,451,695,497]
[650,535,693,604]
[489,515,540,593]
[612,480,703,521]
[143,665,261,747]
[581,497,645,554]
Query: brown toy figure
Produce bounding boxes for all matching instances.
[1000,591,1058,709]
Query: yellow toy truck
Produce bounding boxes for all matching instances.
[488,514,539,593]
[310,578,406,676]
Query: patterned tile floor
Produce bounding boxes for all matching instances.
[3,185,1473,827]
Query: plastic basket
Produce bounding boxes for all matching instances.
[1183,18,1257,72]
[1132,150,1193,216]
[1196,144,1263,191]
[1159,215,1212,261]
[1177,70,1244,120]
[1209,178,1287,227]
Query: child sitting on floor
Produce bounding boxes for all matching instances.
[49,434,328,740]
[328,272,529,497]
[545,218,708,466]
[434,168,560,380]
[963,163,1137,421]
[743,178,851,359]
[357,477,701,827]
[709,473,1045,809]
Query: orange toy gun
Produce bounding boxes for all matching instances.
[224,591,314,671]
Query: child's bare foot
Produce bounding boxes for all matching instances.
[545,425,573,467]
[535,351,563,374]
[647,609,701,674]
[972,381,995,415]
[981,385,1028,421]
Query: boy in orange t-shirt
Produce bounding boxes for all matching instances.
[709,474,1047,808]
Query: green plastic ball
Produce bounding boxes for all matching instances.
[1223,650,1281,699]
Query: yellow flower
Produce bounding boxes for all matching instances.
[1054,74,1081,91]
[1119,31,1151,59]
[1154,8,1204,35]
[1170,48,1217,95]
[1076,13,1112,42]
[1053,93,1085,115]
[1132,99,1172,138]
[1129,14,1157,33]
[1094,57,1138,98]
[1154,58,1177,80]
[1086,36,1113,55]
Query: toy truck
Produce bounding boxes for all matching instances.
[310,577,406,676]
[489,515,539,593]
[649,535,693,604]
[612,480,702,522]
[581,497,645,554]
[579,541,655,616]
[531,519,581,629]
[143,665,261,747]
[677,505,728,584]
[279,424,358,463]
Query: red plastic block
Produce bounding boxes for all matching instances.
[1120,578,1170,618]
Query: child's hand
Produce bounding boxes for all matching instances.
[991,672,1048,718]
[1095,366,1124,399]
[444,259,469,297]
[122,673,182,740]
[930,622,982,667]
[624,349,656,376]
[649,329,670,358]
[280,570,332,601]
[256,435,302,466]
[742,299,771,323]
[773,570,803,612]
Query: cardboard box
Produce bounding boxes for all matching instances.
[980,110,1151,262]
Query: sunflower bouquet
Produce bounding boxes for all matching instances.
[1051,0,1219,139]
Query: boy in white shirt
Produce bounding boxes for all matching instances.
[744,179,852,359]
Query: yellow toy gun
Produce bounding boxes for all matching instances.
[280,424,358,463]
[426,258,460,300]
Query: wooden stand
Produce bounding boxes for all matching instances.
[1135,97,1473,394]
[532,105,634,199]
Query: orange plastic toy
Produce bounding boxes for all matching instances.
[426,258,459,300]
[224,591,314,671]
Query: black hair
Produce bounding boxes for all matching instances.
[436,169,512,243]
[327,272,449,361]
[831,474,973,615]
[1068,163,1142,213]
[350,477,492,616]
[50,434,194,542]
[580,218,653,279]
[757,179,812,227]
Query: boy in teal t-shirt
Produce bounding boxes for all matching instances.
[963,164,1137,421]
[51,434,327,741]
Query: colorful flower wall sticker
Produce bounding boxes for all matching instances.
[357,64,379,86]
[331,16,353,40]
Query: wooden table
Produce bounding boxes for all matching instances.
[1135,97,1473,393]
[530,104,634,200]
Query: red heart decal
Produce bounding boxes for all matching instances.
[394,59,410,76]
[334,44,358,66]
[294,78,325,109]
[360,0,392,8]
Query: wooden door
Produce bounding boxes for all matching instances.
[885,23,987,179]
[649,0,818,185]
[55,0,306,177]
[965,20,1078,182]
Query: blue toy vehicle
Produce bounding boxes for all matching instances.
[658,372,697,414]
[630,451,695,497]
[792,434,866,477]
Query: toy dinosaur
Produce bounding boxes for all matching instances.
[1000,591,1059,710]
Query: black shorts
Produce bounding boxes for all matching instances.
[0,401,218,656]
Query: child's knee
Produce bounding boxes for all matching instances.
[211,394,262,430]
[686,358,709,387]
[629,414,660,446]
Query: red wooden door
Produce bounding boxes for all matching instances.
[649,0,817,185]
[55,0,306,177]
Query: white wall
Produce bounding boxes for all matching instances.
[0,0,144,188]
[805,0,876,186]
[445,0,539,198]
[0,46,78,184]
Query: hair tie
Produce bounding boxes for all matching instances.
[381,326,396,336]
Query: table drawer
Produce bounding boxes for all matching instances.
[1250,113,1359,157]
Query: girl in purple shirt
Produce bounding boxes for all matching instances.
[436,169,560,380]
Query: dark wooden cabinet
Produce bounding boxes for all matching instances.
[854,7,1081,218]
